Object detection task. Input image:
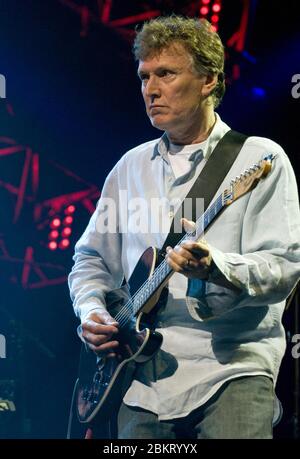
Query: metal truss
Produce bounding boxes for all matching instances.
[57,0,256,81]
[0,136,100,289]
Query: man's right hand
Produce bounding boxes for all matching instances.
[81,309,119,356]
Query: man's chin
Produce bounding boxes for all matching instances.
[149,116,170,131]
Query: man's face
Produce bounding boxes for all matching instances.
[138,43,208,135]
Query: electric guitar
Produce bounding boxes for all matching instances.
[74,154,275,428]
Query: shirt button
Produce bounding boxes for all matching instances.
[168,211,174,219]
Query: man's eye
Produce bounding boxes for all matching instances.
[160,70,173,77]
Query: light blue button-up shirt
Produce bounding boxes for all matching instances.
[68,114,300,420]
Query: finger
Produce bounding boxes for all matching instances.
[172,245,199,263]
[166,256,185,273]
[180,218,196,233]
[82,320,119,335]
[166,246,187,264]
[96,313,119,328]
[101,313,119,327]
[87,310,119,327]
[88,340,119,354]
[165,251,192,273]
[175,246,211,269]
[82,330,116,346]
[180,241,210,257]
[166,245,197,268]
[166,244,212,271]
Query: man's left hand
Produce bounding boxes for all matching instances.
[165,239,213,280]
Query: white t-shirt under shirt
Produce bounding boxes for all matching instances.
[167,140,208,179]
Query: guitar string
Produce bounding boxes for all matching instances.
[114,193,225,328]
[115,193,226,327]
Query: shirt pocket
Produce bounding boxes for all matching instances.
[186,281,243,321]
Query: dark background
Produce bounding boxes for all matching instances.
[0,0,299,438]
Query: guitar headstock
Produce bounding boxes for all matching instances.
[224,154,275,205]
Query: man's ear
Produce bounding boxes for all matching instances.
[201,74,218,97]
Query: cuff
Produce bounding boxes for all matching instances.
[208,244,244,291]
[75,299,107,322]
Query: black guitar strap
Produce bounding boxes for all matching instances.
[160,129,248,253]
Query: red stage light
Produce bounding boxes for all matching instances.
[50,218,61,229]
[62,227,72,237]
[212,4,221,13]
[59,239,70,249]
[211,14,220,23]
[202,0,211,4]
[65,205,76,215]
[63,216,73,225]
[48,241,58,251]
[49,230,59,239]
[211,25,218,32]
[200,6,209,15]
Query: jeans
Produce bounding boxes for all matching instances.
[118,375,274,439]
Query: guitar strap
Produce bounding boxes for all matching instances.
[160,129,248,253]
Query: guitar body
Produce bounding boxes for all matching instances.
[75,247,165,426]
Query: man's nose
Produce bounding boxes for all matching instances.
[144,75,161,99]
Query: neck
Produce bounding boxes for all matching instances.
[167,109,216,145]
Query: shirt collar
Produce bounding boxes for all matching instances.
[151,113,231,161]
[151,131,169,160]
